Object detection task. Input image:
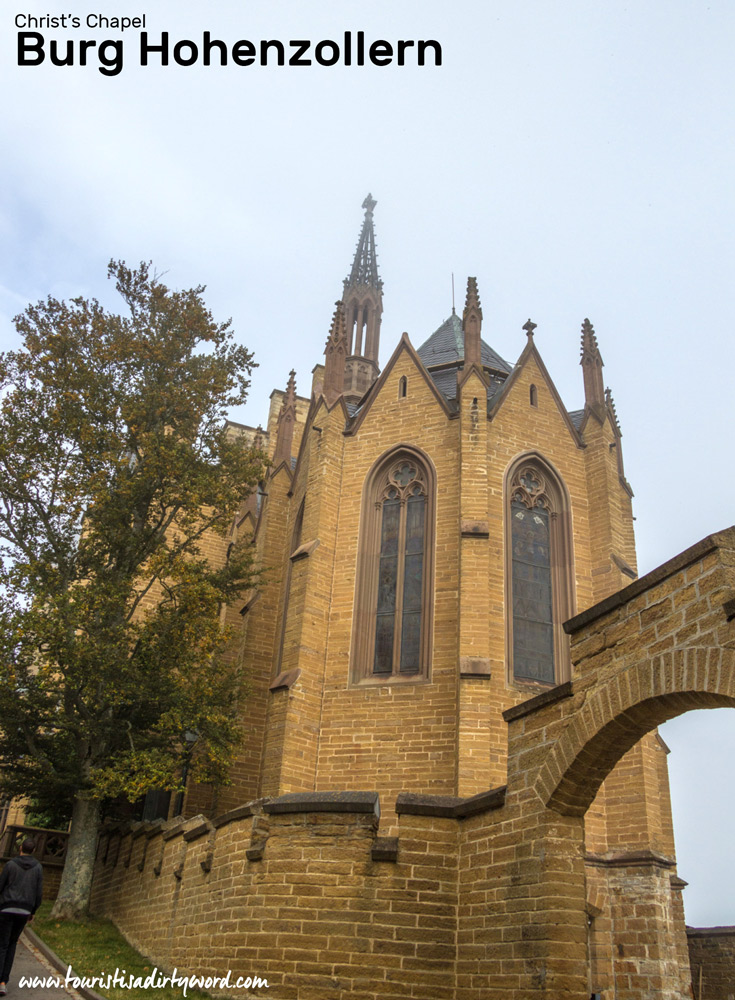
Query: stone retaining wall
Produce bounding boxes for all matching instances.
[687,926,735,1000]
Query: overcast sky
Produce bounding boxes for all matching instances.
[2,1,734,926]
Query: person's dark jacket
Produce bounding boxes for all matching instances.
[0,855,43,915]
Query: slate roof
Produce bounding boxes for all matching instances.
[346,318,584,432]
[416,313,512,374]
[427,368,458,401]
[568,409,585,431]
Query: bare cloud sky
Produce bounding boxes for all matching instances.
[2,0,734,925]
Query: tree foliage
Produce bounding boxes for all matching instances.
[0,262,265,911]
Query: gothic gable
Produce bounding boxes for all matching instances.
[489,336,584,450]
[345,332,454,437]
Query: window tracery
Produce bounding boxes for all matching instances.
[352,449,434,682]
[506,457,574,686]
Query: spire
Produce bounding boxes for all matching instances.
[462,276,483,367]
[323,301,349,404]
[342,195,383,370]
[580,318,605,410]
[272,371,297,468]
[346,194,381,289]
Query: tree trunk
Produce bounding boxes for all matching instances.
[50,794,102,920]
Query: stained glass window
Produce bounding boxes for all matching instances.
[511,499,554,683]
[507,458,574,687]
[372,466,427,676]
[374,495,400,674]
[400,492,425,674]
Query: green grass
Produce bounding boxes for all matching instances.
[31,903,211,1000]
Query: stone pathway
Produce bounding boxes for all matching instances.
[11,932,85,1000]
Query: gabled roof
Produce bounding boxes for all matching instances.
[487,336,584,449]
[345,333,455,435]
[416,312,512,375]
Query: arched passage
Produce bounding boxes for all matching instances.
[493,529,735,999]
[662,707,735,926]
[537,646,735,816]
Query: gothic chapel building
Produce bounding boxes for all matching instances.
[216,195,660,821]
[107,196,703,998]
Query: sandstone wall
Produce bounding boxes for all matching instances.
[91,793,462,1000]
[687,927,735,1000]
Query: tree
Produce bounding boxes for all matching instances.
[0,261,266,918]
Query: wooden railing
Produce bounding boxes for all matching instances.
[0,824,69,867]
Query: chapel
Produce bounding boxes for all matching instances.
[205,194,666,823]
[171,195,695,996]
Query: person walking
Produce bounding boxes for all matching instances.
[0,838,43,995]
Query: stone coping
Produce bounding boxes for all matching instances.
[395,786,505,819]
[99,793,382,843]
[585,849,676,870]
[687,925,735,938]
[127,820,163,839]
[98,785,511,844]
[213,799,269,829]
[183,819,212,842]
[264,791,380,817]
[564,530,731,634]
[161,817,188,841]
[502,681,573,723]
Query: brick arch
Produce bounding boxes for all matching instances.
[538,646,735,816]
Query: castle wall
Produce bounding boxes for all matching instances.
[687,927,735,1000]
[91,529,735,999]
[91,796,460,1000]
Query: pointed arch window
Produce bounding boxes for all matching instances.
[352,448,435,682]
[506,457,574,686]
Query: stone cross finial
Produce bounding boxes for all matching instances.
[523,319,537,338]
